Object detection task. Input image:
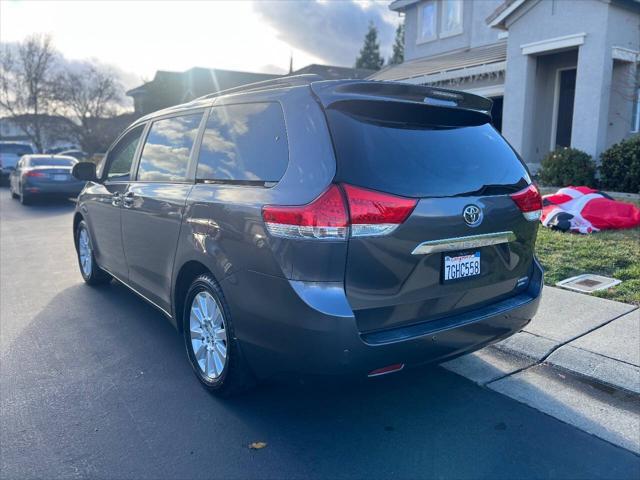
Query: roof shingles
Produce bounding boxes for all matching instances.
[369,41,507,82]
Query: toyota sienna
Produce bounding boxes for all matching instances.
[72,76,543,395]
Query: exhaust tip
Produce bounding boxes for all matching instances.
[368,363,405,377]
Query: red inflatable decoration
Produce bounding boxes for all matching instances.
[541,186,640,233]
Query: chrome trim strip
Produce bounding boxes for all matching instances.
[102,267,173,318]
[411,231,516,255]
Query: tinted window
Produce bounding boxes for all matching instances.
[326,103,530,198]
[197,102,288,182]
[0,143,34,156]
[105,126,144,180]
[137,114,202,182]
[30,158,76,167]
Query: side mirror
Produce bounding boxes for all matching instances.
[72,161,99,182]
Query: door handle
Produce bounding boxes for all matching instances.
[111,192,122,207]
[122,191,135,208]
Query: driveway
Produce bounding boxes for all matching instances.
[1,188,638,479]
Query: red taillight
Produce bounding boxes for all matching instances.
[262,184,417,240]
[25,171,46,178]
[341,184,417,237]
[510,184,542,221]
[368,363,405,377]
[262,185,348,240]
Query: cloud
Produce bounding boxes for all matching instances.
[252,0,399,67]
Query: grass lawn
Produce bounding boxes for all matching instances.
[536,225,640,305]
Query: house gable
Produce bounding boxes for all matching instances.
[397,0,504,62]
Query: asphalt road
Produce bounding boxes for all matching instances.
[1,187,639,480]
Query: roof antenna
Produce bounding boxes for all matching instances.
[288,52,293,75]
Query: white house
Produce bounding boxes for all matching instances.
[372,0,640,171]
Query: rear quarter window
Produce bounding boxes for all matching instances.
[196,102,288,183]
[326,101,530,198]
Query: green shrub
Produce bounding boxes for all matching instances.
[538,147,597,187]
[599,135,640,193]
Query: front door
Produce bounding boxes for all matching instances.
[84,125,145,279]
[121,112,203,312]
[554,68,577,148]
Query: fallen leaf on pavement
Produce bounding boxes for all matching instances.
[249,442,267,450]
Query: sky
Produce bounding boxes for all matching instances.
[0,0,400,89]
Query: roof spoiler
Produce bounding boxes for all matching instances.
[310,80,493,115]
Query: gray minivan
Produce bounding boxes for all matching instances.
[72,76,543,395]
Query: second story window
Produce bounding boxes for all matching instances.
[417,1,437,43]
[441,0,463,37]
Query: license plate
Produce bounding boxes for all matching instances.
[443,252,481,282]
[53,174,67,181]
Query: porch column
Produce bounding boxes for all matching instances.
[571,38,613,159]
[502,52,538,167]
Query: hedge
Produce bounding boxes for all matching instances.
[599,135,640,193]
[538,147,597,188]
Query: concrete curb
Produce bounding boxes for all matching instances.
[488,364,640,455]
[490,287,638,393]
[546,345,640,395]
[442,288,640,453]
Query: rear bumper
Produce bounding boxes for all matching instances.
[23,181,84,196]
[225,259,543,379]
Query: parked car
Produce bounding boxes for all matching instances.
[71,76,543,395]
[59,149,89,161]
[44,145,79,154]
[0,141,35,179]
[10,154,84,205]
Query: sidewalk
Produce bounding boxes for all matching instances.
[443,286,640,453]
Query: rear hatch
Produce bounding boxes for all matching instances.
[25,157,77,182]
[26,166,75,181]
[314,82,540,334]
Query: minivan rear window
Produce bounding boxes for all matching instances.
[196,102,288,183]
[326,102,530,198]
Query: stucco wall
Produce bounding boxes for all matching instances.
[502,0,639,168]
[606,2,640,147]
[607,1,640,50]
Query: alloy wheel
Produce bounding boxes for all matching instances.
[190,291,228,380]
[78,227,93,277]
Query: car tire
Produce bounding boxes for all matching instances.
[75,220,111,286]
[183,274,254,396]
[19,187,31,205]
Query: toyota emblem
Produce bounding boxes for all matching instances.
[463,205,482,227]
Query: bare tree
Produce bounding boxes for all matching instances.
[0,35,60,151]
[56,64,125,154]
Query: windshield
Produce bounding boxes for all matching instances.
[0,144,34,156]
[326,103,531,198]
[30,158,76,167]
